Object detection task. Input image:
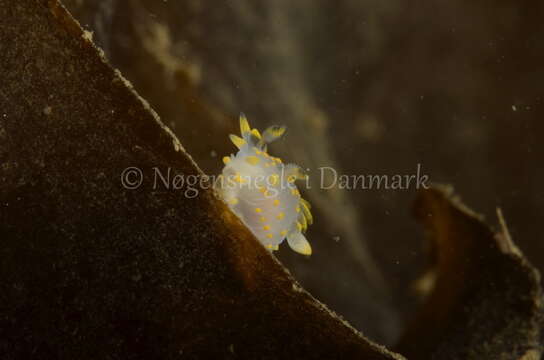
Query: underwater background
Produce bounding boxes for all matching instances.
[1,0,542,359]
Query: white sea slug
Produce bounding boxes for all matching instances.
[217,114,313,255]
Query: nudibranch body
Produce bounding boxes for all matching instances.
[217,114,313,255]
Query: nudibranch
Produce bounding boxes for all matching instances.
[217,114,313,255]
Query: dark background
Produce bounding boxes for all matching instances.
[63,0,544,345]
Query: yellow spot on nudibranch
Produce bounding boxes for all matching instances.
[266,234,273,239]
[222,156,231,164]
[295,206,301,213]
[255,208,262,213]
[280,230,288,236]
[273,199,280,206]
[269,174,279,186]
[245,156,260,165]
[233,173,246,183]
[263,225,271,231]
[276,212,285,220]
[285,165,307,181]
[259,216,266,222]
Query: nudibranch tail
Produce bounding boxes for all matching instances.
[218,113,313,255]
[287,232,312,256]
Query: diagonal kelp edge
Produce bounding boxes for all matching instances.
[0,1,403,359]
